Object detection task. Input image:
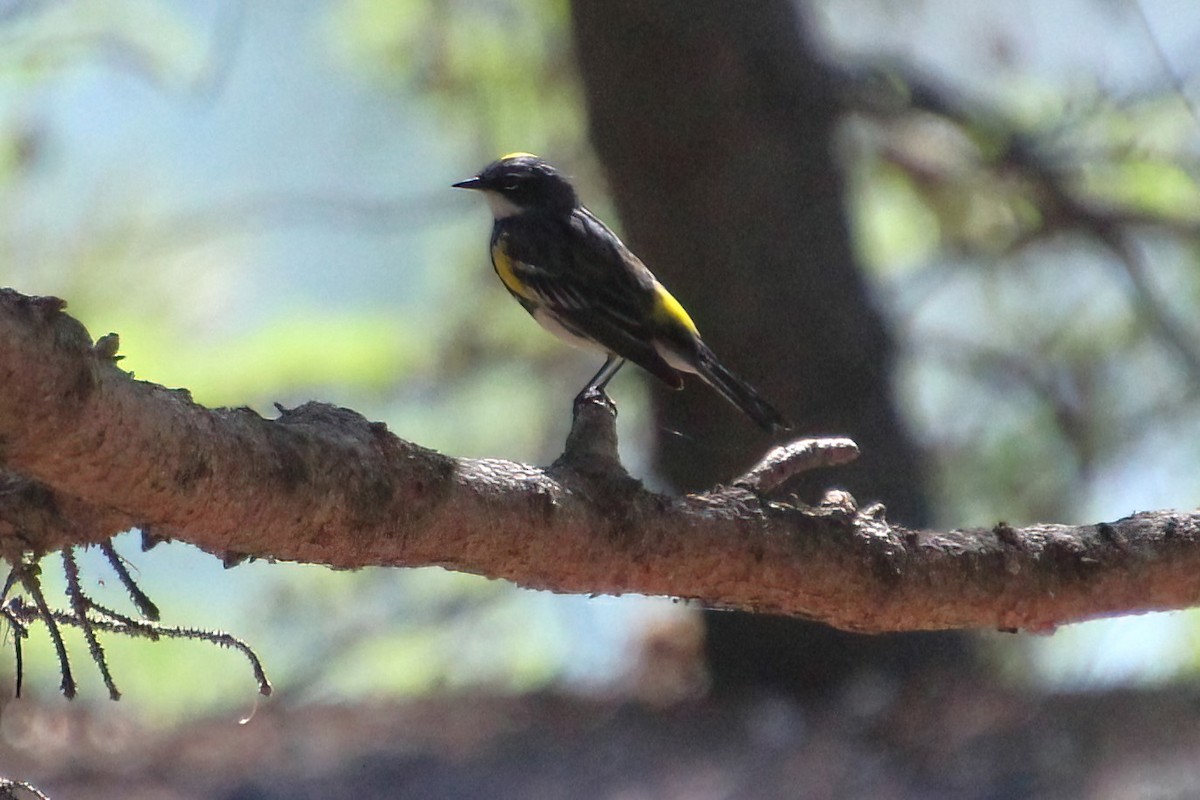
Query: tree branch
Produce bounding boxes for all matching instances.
[1,289,1199,633]
[838,61,1200,384]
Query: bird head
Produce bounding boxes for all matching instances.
[453,153,579,219]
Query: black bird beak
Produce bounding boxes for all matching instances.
[452,176,484,190]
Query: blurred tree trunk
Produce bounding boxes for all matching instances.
[571,0,971,693]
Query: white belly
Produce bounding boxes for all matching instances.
[531,307,610,354]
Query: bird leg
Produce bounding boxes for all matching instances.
[575,355,626,405]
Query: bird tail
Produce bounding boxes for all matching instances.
[693,343,791,434]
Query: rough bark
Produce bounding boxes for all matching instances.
[569,0,954,689]
[2,289,1200,634]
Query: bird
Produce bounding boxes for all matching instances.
[453,153,790,434]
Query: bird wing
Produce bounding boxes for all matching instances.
[495,209,684,389]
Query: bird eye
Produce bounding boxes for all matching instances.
[503,181,519,193]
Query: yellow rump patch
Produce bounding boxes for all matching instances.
[500,151,538,161]
[653,283,699,336]
[491,238,534,300]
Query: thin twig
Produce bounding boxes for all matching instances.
[1,600,28,697]
[850,63,1200,385]
[1131,0,1200,127]
[6,599,272,697]
[62,548,120,700]
[1092,223,1200,384]
[3,540,270,701]
[0,778,51,800]
[99,539,160,620]
[13,629,21,699]
[733,437,860,493]
[0,567,17,606]
[16,563,74,699]
[163,622,272,697]
[83,597,161,641]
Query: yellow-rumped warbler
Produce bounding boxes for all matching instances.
[454,153,790,433]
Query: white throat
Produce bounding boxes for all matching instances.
[483,190,523,220]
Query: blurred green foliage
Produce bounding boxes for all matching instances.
[3,0,1200,719]
[844,79,1200,531]
[1081,159,1200,220]
[0,0,204,87]
[0,0,636,717]
[328,0,584,160]
[120,311,428,407]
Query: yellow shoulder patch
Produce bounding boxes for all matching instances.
[653,283,699,336]
[500,151,538,161]
[492,237,535,300]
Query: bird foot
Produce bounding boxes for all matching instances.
[573,387,618,419]
[558,387,624,476]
